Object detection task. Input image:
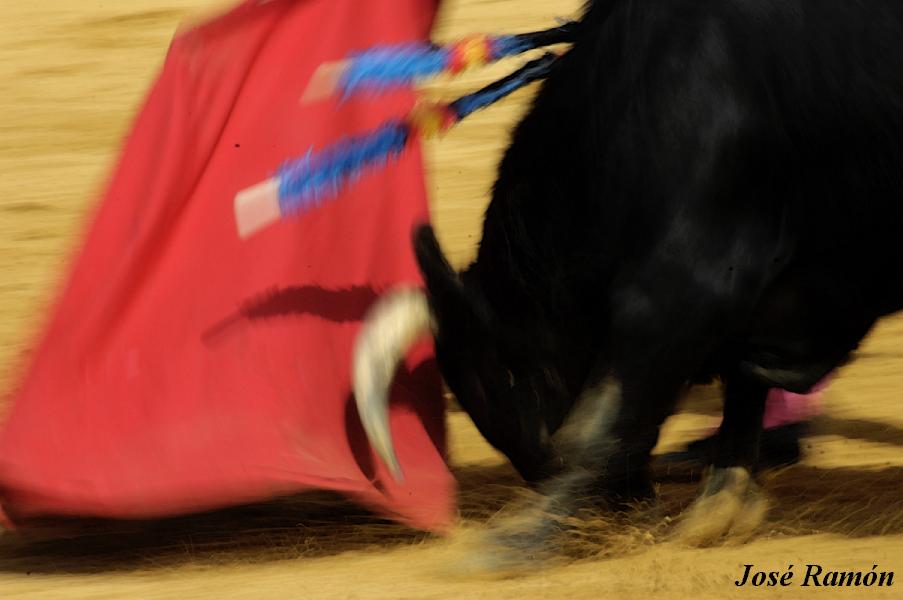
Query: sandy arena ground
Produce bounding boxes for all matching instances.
[1,1,902,598]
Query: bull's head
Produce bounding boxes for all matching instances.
[353,224,571,483]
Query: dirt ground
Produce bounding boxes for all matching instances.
[1,1,902,598]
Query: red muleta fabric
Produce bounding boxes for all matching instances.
[0,0,453,533]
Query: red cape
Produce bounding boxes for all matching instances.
[0,0,453,532]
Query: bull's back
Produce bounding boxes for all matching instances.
[481,0,903,303]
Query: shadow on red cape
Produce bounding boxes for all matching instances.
[0,0,454,533]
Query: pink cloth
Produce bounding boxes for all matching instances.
[762,376,830,429]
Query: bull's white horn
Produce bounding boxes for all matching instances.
[352,287,434,482]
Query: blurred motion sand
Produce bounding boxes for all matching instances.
[1,1,902,598]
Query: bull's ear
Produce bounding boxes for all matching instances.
[413,224,490,331]
[413,224,463,298]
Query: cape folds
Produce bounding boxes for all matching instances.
[0,0,453,532]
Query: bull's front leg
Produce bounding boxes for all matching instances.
[454,360,681,576]
[456,255,774,573]
[674,373,770,545]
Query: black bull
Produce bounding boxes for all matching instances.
[353,0,903,560]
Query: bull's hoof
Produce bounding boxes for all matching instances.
[674,466,768,547]
[442,501,566,579]
[441,531,549,580]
